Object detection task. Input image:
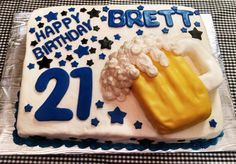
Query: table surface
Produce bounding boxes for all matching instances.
[1,0,236,163]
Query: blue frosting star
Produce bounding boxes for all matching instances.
[162,27,169,34]
[27,63,35,70]
[181,27,187,33]
[35,16,42,22]
[95,100,104,108]
[134,121,142,129]
[68,7,75,12]
[29,28,35,33]
[209,119,217,128]
[99,53,106,60]
[194,21,200,27]
[91,118,100,127]
[74,45,89,58]
[108,107,127,124]
[71,61,78,67]
[44,11,58,22]
[137,5,144,10]
[100,15,107,22]
[59,60,66,66]
[59,60,66,67]
[103,6,109,12]
[90,36,97,42]
[171,6,178,12]
[24,104,33,112]
[54,52,62,58]
[194,10,200,15]
[136,29,143,36]
[65,44,72,51]
[114,34,121,40]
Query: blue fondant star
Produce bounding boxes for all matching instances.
[103,6,109,12]
[108,107,127,124]
[54,52,62,58]
[194,10,200,15]
[71,61,78,67]
[209,119,217,128]
[171,6,178,12]
[181,27,187,33]
[134,121,142,129]
[44,11,58,22]
[27,63,35,70]
[162,27,169,34]
[35,16,42,22]
[99,53,106,60]
[137,5,144,10]
[95,100,104,108]
[29,28,35,33]
[65,44,72,51]
[24,104,33,112]
[91,118,100,127]
[136,29,143,36]
[114,34,121,40]
[74,45,89,58]
[194,21,200,27]
[100,15,107,22]
[68,7,75,12]
[90,36,97,42]
[59,60,66,66]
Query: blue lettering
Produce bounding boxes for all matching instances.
[60,33,72,44]
[176,10,193,27]
[82,19,92,31]
[62,17,72,29]
[76,24,88,36]
[143,10,160,27]
[35,30,46,42]
[108,10,126,27]
[158,10,175,27]
[71,12,80,23]
[67,29,80,41]
[45,40,59,53]
[126,10,144,27]
[32,47,44,59]
[52,21,62,33]
[45,26,55,38]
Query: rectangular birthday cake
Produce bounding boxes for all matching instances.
[15,5,224,150]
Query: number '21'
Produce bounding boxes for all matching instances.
[34,67,92,121]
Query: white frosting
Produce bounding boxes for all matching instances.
[101,35,169,101]
[17,5,224,144]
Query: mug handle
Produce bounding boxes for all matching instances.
[171,38,224,92]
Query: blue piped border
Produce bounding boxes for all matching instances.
[13,92,224,151]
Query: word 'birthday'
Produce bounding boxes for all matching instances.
[108,9,194,28]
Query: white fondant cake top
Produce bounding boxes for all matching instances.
[17,5,223,142]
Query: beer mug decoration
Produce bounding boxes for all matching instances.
[100,34,223,134]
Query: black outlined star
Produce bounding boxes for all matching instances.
[89,47,96,54]
[81,38,88,44]
[30,40,38,46]
[86,59,94,66]
[37,56,53,69]
[189,27,203,40]
[93,25,100,31]
[37,22,44,28]
[61,11,67,16]
[98,37,113,50]
[66,55,73,61]
[87,8,100,18]
[80,8,87,12]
